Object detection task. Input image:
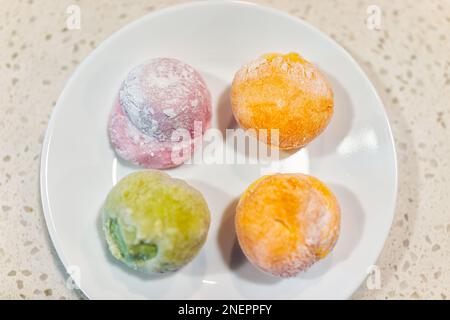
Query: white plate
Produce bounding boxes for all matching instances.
[40,0,397,299]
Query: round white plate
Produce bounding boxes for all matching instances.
[40,1,397,299]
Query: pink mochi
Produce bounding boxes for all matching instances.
[109,58,212,169]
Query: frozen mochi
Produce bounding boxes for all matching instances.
[109,58,212,169]
[102,171,211,273]
[235,174,340,277]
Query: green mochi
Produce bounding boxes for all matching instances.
[102,170,210,274]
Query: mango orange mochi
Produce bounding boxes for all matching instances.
[102,171,210,274]
[231,53,333,149]
[235,174,340,277]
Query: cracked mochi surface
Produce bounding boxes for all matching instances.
[102,170,211,274]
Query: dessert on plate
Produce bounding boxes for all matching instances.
[101,170,210,273]
[235,173,341,277]
[109,58,212,169]
[231,52,333,149]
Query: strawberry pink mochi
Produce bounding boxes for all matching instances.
[109,58,212,169]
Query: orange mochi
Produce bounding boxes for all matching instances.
[235,173,340,277]
[231,52,333,149]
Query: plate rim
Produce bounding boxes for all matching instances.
[40,0,398,300]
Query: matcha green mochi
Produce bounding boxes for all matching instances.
[101,170,210,273]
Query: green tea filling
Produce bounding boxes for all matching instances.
[108,218,158,263]
[129,242,158,262]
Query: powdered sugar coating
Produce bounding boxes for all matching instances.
[231,53,334,149]
[109,58,212,169]
[235,174,341,278]
[234,54,331,97]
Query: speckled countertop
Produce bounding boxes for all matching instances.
[0,0,449,300]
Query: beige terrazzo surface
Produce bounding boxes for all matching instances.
[0,0,448,300]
